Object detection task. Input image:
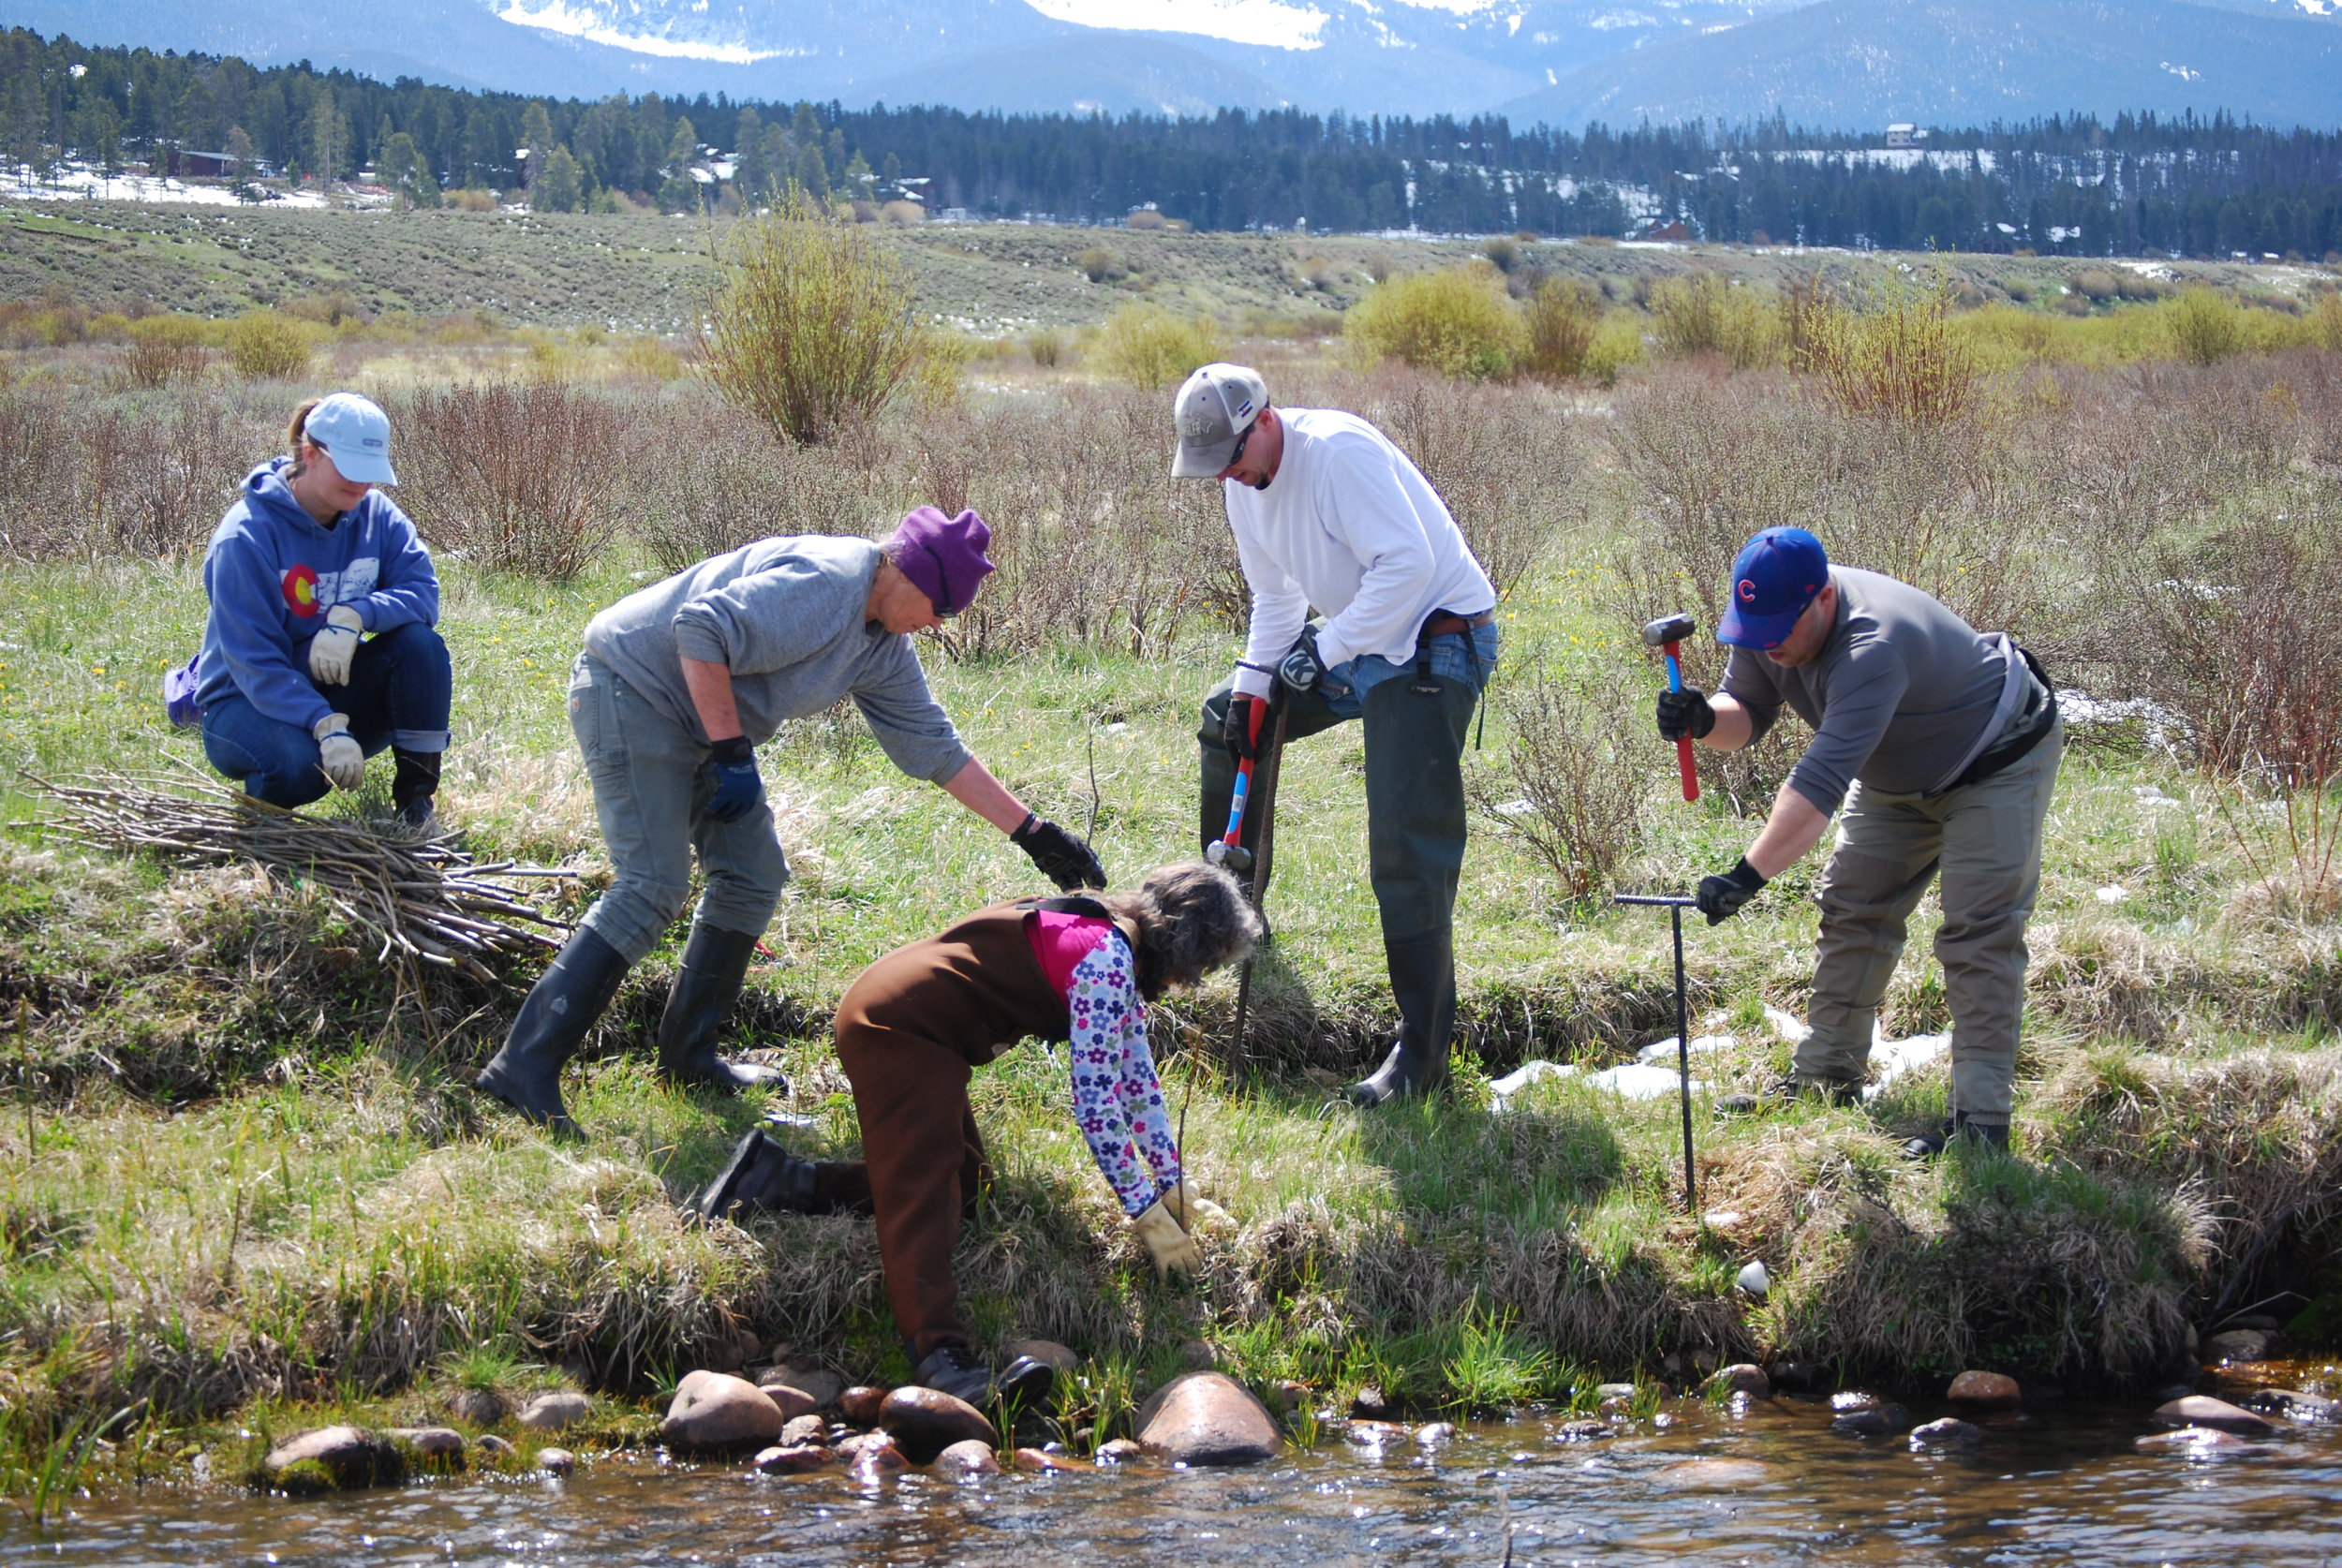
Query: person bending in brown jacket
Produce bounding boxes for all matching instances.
[698,862,1261,1405]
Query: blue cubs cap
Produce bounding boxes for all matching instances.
[302,392,397,485]
[1717,527,1830,649]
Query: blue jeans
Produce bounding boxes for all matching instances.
[568,652,791,964]
[200,622,452,807]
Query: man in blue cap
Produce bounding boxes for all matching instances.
[1655,527,2062,1156]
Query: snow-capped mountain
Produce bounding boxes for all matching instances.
[12,0,2342,125]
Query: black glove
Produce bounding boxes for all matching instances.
[1222,692,1264,763]
[1013,813,1107,891]
[1275,626,1328,697]
[701,735,763,823]
[1697,857,1768,925]
[1656,686,1716,743]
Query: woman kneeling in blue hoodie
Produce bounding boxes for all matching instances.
[195,393,451,831]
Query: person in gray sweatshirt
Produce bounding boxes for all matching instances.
[476,507,1106,1135]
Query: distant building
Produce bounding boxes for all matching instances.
[1885,124,1925,149]
[176,150,242,178]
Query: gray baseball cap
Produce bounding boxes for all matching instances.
[1170,362,1269,478]
[303,392,398,485]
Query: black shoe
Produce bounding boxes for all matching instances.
[912,1342,1055,1407]
[475,926,630,1136]
[1902,1111,2011,1161]
[697,1127,832,1220]
[657,924,786,1094]
[1716,1072,1861,1117]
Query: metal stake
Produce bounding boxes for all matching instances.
[1615,893,1699,1213]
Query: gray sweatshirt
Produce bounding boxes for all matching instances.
[583,536,972,785]
[1723,567,2011,814]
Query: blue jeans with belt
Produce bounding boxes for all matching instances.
[567,651,792,964]
[200,622,451,807]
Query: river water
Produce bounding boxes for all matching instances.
[13,1373,2341,1566]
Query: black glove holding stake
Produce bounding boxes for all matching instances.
[1276,626,1329,698]
[1697,857,1768,925]
[1014,813,1107,891]
[1222,692,1263,763]
[1656,686,1716,743]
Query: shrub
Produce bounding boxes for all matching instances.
[1363,370,1583,598]
[1520,277,1603,383]
[393,380,633,578]
[1088,303,1223,391]
[1805,272,1979,424]
[1026,326,1067,368]
[445,187,498,212]
[120,316,210,390]
[2167,288,2246,366]
[879,200,925,226]
[1076,245,1123,283]
[1579,311,1647,387]
[700,184,933,445]
[2313,292,2342,353]
[1344,266,1524,381]
[2071,269,2121,303]
[1468,660,1648,903]
[222,311,319,380]
[1648,272,1779,369]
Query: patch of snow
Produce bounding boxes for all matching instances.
[4,162,333,209]
[1636,1033,1739,1063]
[1861,1033,1950,1099]
[1585,1062,1704,1100]
[497,2,803,62]
[2096,885,2132,904]
[1021,0,1333,49]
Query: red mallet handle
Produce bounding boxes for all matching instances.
[1663,640,1699,804]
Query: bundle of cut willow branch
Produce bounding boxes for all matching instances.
[30,771,575,989]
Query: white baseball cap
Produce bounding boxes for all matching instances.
[303,392,398,485]
[1170,362,1269,478]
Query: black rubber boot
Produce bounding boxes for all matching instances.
[696,1127,872,1221]
[390,747,441,835]
[1345,930,1456,1107]
[1902,1110,2012,1161]
[475,925,630,1136]
[657,923,787,1094]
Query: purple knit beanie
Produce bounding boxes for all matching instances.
[886,506,996,615]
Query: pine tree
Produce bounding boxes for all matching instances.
[536,143,582,213]
[519,99,553,189]
[658,115,701,213]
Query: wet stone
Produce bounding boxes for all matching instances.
[534,1447,576,1475]
[1003,1339,1080,1376]
[1136,1371,1282,1467]
[934,1439,1001,1475]
[759,1383,820,1424]
[1831,1404,1913,1439]
[1093,1438,1146,1465]
[1947,1371,2022,1410]
[517,1391,590,1431]
[838,1386,889,1427]
[1593,1383,1638,1400]
[779,1414,827,1448]
[749,1443,832,1474]
[2152,1396,2276,1435]
[447,1388,505,1427]
[660,1370,787,1451]
[388,1427,466,1458]
[1015,1447,1084,1472]
[762,1366,844,1412]
[1349,1384,1400,1420]
[264,1427,405,1492]
[878,1385,998,1462]
[2138,1427,2248,1455]
[2241,1388,2342,1424]
[1654,1457,1771,1488]
[474,1434,515,1457]
[1711,1364,1771,1398]
[2204,1329,2273,1364]
[852,1440,909,1476]
[1908,1417,1985,1450]
[1343,1420,1409,1446]
[1553,1419,1613,1442]
[1415,1422,1456,1445]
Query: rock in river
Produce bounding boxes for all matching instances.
[535,1447,576,1475]
[2241,1388,2342,1425]
[518,1391,590,1430]
[1654,1457,1771,1488]
[838,1385,890,1427]
[660,1370,787,1450]
[1908,1418,1984,1450]
[1710,1364,1771,1398]
[878,1385,998,1462]
[265,1427,405,1492]
[749,1443,833,1474]
[2151,1396,2275,1436]
[758,1383,821,1424]
[1947,1371,2022,1410]
[934,1439,1001,1476]
[1136,1372,1281,1467]
[1093,1438,1146,1466]
[1831,1405,1912,1440]
[779,1414,827,1448]
[2138,1427,2248,1456]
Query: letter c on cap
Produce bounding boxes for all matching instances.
[1736,578,1757,603]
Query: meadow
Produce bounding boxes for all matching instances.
[0,220,2338,1495]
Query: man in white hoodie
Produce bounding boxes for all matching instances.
[1171,363,1499,1106]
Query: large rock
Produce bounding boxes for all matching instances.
[2137,1427,2248,1455]
[2241,1388,2342,1424]
[1003,1339,1080,1377]
[660,1370,787,1450]
[934,1439,1001,1475]
[1947,1371,2022,1410]
[838,1386,889,1427]
[1710,1364,1771,1399]
[1908,1417,1984,1450]
[388,1427,467,1460]
[877,1385,998,1462]
[2151,1396,2276,1436]
[1831,1404,1912,1439]
[517,1391,590,1430]
[1135,1372,1281,1467]
[759,1383,820,1424]
[447,1388,506,1427]
[264,1427,405,1492]
[2204,1329,2273,1364]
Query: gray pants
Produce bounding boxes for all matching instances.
[568,652,790,964]
[1795,717,2064,1125]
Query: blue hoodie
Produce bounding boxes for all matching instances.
[197,460,441,732]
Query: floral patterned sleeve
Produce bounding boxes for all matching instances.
[1064,932,1183,1217]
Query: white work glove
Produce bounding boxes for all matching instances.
[307,605,364,687]
[1165,1179,1232,1232]
[1131,1198,1201,1280]
[313,713,365,792]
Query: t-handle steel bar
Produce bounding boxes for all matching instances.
[1614,893,1698,1212]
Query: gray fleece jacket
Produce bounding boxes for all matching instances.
[582,536,972,784]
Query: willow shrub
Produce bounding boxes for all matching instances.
[222,310,319,381]
[1647,272,1780,370]
[700,183,933,445]
[1344,265,1525,381]
[1088,303,1223,391]
[1805,271,1979,424]
[1520,276,1605,383]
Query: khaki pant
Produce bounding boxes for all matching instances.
[1795,717,2063,1125]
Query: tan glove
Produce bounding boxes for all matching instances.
[307,604,365,686]
[1131,1199,1201,1280]
[1165,1179,1231,1232]
[313,713,365,792]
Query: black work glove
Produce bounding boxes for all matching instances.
[701,735,764,823]
[1697,856,1768,925]
[1013,813,1107,891]
[1656,686,1716,743]
[1222,692,1264,763]
[1275,625,1329,698]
